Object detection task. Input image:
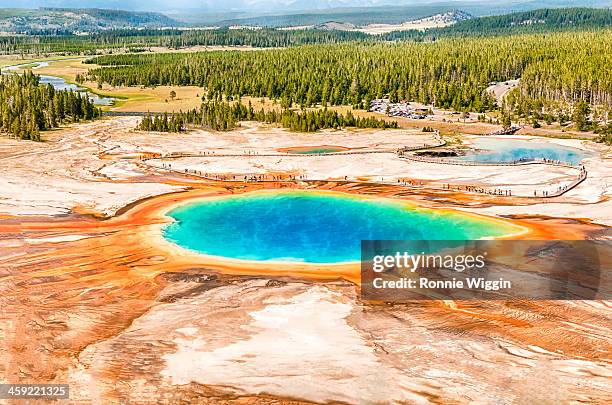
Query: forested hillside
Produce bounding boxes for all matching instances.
[449,7,612,33]
[86,31,611,117]
[0,72,100,141]
[387,7,612,39]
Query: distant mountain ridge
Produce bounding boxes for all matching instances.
[191,1,612,27]
[393,9,472,27]
[0,7,179,34]
[215,4,462,27]
[311,10,473,34]
[0,4,609,35]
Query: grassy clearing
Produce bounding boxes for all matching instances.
[0,54,87,68]
[29,58,201,112]
[100,85,204,112]
[33,58,89,79]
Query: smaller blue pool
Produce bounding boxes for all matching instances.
[459,138,591,165]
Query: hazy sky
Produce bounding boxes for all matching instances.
[0,1,508,12]
[1,0,608,13]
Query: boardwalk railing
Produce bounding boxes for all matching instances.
[160,149,398,158]
[157,135,446,159]
[545,169,587,198]
[398,154,579,169]
[153,131,447,160]
[138,130,587,199]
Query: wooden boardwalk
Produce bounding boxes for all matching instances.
[140,132,587,199]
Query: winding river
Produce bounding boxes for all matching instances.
[1,60,116,106]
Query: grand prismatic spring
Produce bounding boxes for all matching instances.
[163,191,520,263]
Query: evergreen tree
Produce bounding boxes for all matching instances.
[86,31,612,119]
[0,72,100,141]
[572,100,590,131]
[137,101,397,133]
